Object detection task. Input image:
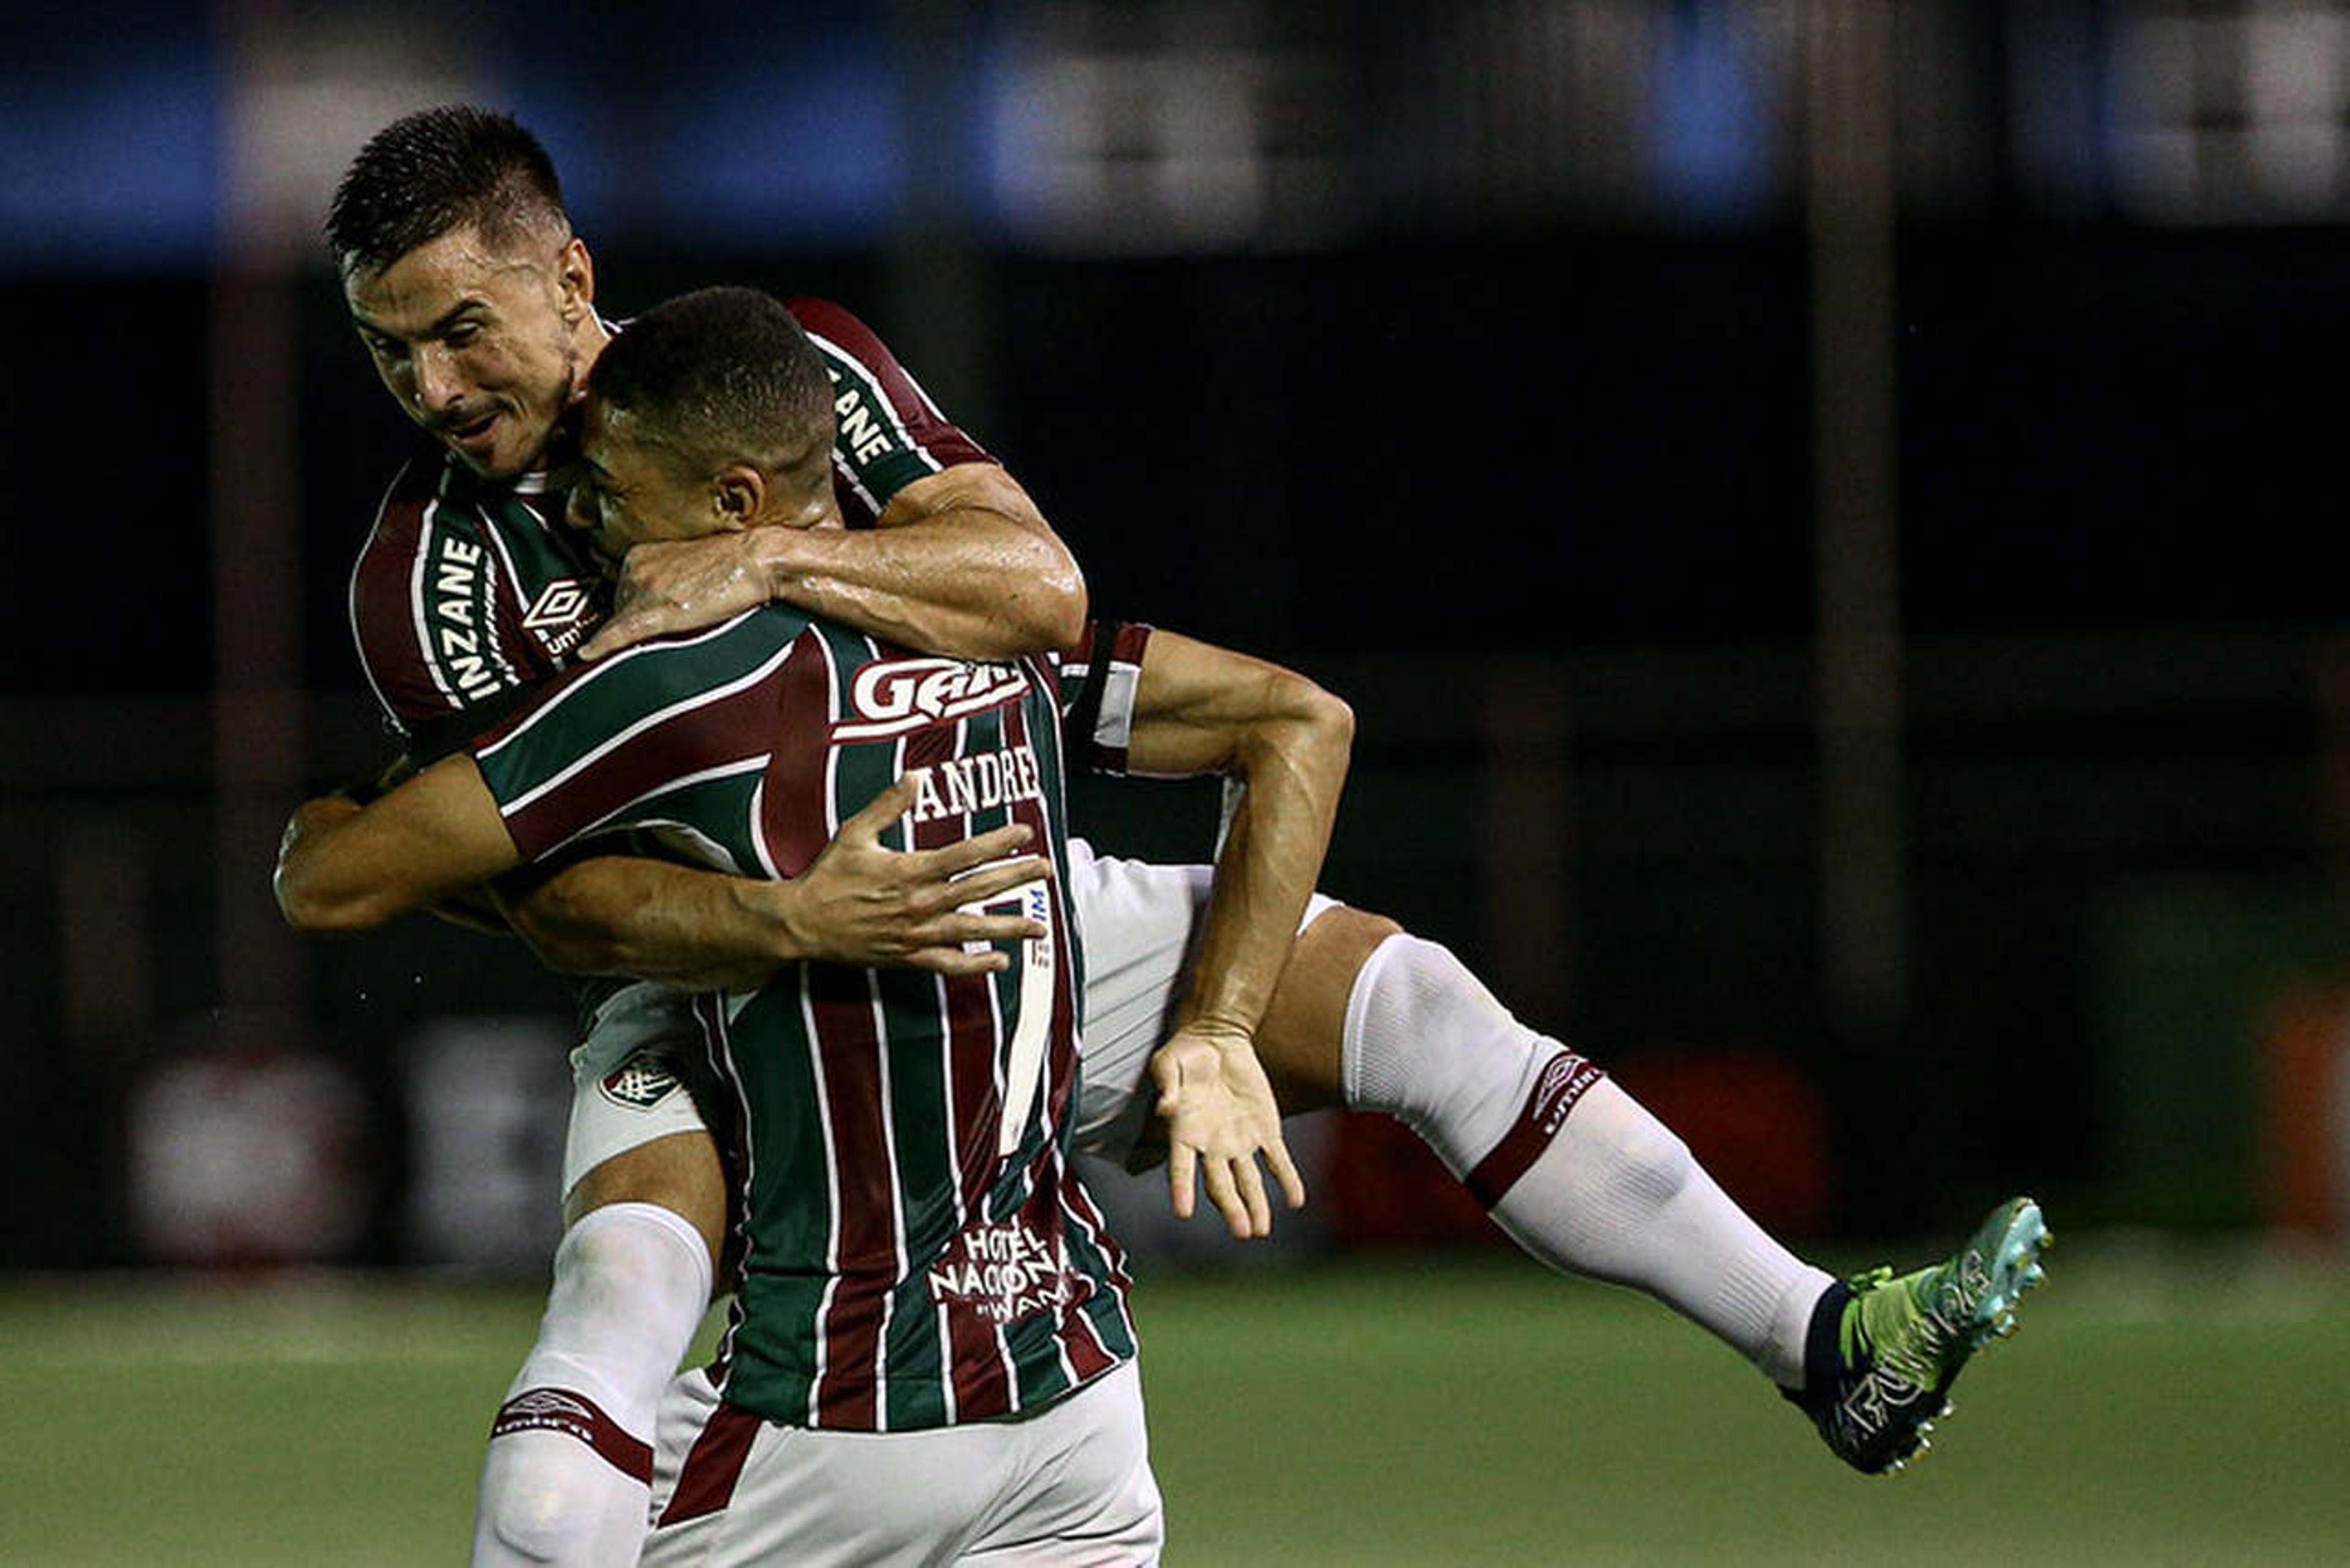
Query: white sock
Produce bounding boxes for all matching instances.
[1341,933,1832,1387]
[471,1201,714,1567]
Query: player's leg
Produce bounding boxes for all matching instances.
[472,1037,726,1567]
[1255,911,2052,1471]
[1066,846,1826,1386]
[1253,908,1831,1389]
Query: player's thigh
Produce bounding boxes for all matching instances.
[562,1016,729,1268]
[1065,841,1217,1160]
[1252,905,1404,1113]
[562,1131,728,1269]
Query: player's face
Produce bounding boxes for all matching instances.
[343,223,594,482]
[566,399,723,566]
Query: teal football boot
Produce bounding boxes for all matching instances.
[1788,1196,2050,1474]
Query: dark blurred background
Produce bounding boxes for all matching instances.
[6,0,2349,1275]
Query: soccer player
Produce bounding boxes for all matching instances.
[320,105,2048,1563]
[282,283,1363,1561]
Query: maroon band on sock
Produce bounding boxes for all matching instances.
[488,1386,654,1484]
[1463,1051,1605,1208]
[656,1398,763,1526]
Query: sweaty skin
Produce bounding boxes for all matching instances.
[337,220,1098,1261]
[294,342,1339,1238]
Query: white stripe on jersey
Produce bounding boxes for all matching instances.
[933,1297,960,1425]
[518,755,773,860]
[476,608,761,761]
[1053,1149,1121,1375]
[867,963,903,1433]
[800,974,843,1429]
[930,966,964,1427]
[483,620,786,812]
[864,710,914,1430]
[745,775,783,881]
[802,627,847,1427]
[699,996,754,1386]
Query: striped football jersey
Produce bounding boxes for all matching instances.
[470,608,1148,1432]
[347,298,991,761]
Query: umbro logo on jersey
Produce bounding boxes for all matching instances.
[837,657,1031,741]
[523,579,592,630]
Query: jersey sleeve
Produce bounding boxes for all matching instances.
[787,296,995,527]
[469,611,807,863]
[346,456,538,760]
[1052,621,1153,777]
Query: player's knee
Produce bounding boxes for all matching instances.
[546,1200,714,1327]
[480,1438,595,1563]
[1600,1091,1695,1206]
[1300,905,1403,970]
[551,1217,655,1315]
[1363,932,1511,1062]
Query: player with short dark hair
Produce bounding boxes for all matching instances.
[312,103,2051,1566]
[282,281,1364,1562]
[325,107,1171,1566]
[328,105,569,278]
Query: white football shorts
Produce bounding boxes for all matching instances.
[640,1359,1161,1567]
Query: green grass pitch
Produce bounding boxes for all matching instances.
[3,1241,2345,1564]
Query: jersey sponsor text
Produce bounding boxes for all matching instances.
[908,745,1045,826]
[837,656,1031,741]
[925,1218,1076,1324]
[432,536,501,698]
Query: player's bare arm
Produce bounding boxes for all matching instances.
[274,755,524,931]
[579,463,1086,663]
[1122,630,1354,1239]
[278,768,1051,976]
[492,774,1053,988]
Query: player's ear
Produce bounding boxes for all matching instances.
[556,236,595,320]
[712,466,762,530]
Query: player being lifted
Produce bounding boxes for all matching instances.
[283,283,1370,1558]
[306,104,2050,1566]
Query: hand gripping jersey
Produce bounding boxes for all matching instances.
[346,298,991,761]
[470,608,1149,1434]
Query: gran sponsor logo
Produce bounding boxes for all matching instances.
[837,657,1031,741]
[925,1218,1075,1324]
[432,536,501,696]
[907,745,1045,827]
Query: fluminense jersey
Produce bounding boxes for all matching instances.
[469,608,1150,1433]
[347,297,991,761]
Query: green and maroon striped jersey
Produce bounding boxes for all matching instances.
[347,298,993,761]
[469,607,1141,1432]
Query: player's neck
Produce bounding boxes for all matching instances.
[756,488,843,532]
